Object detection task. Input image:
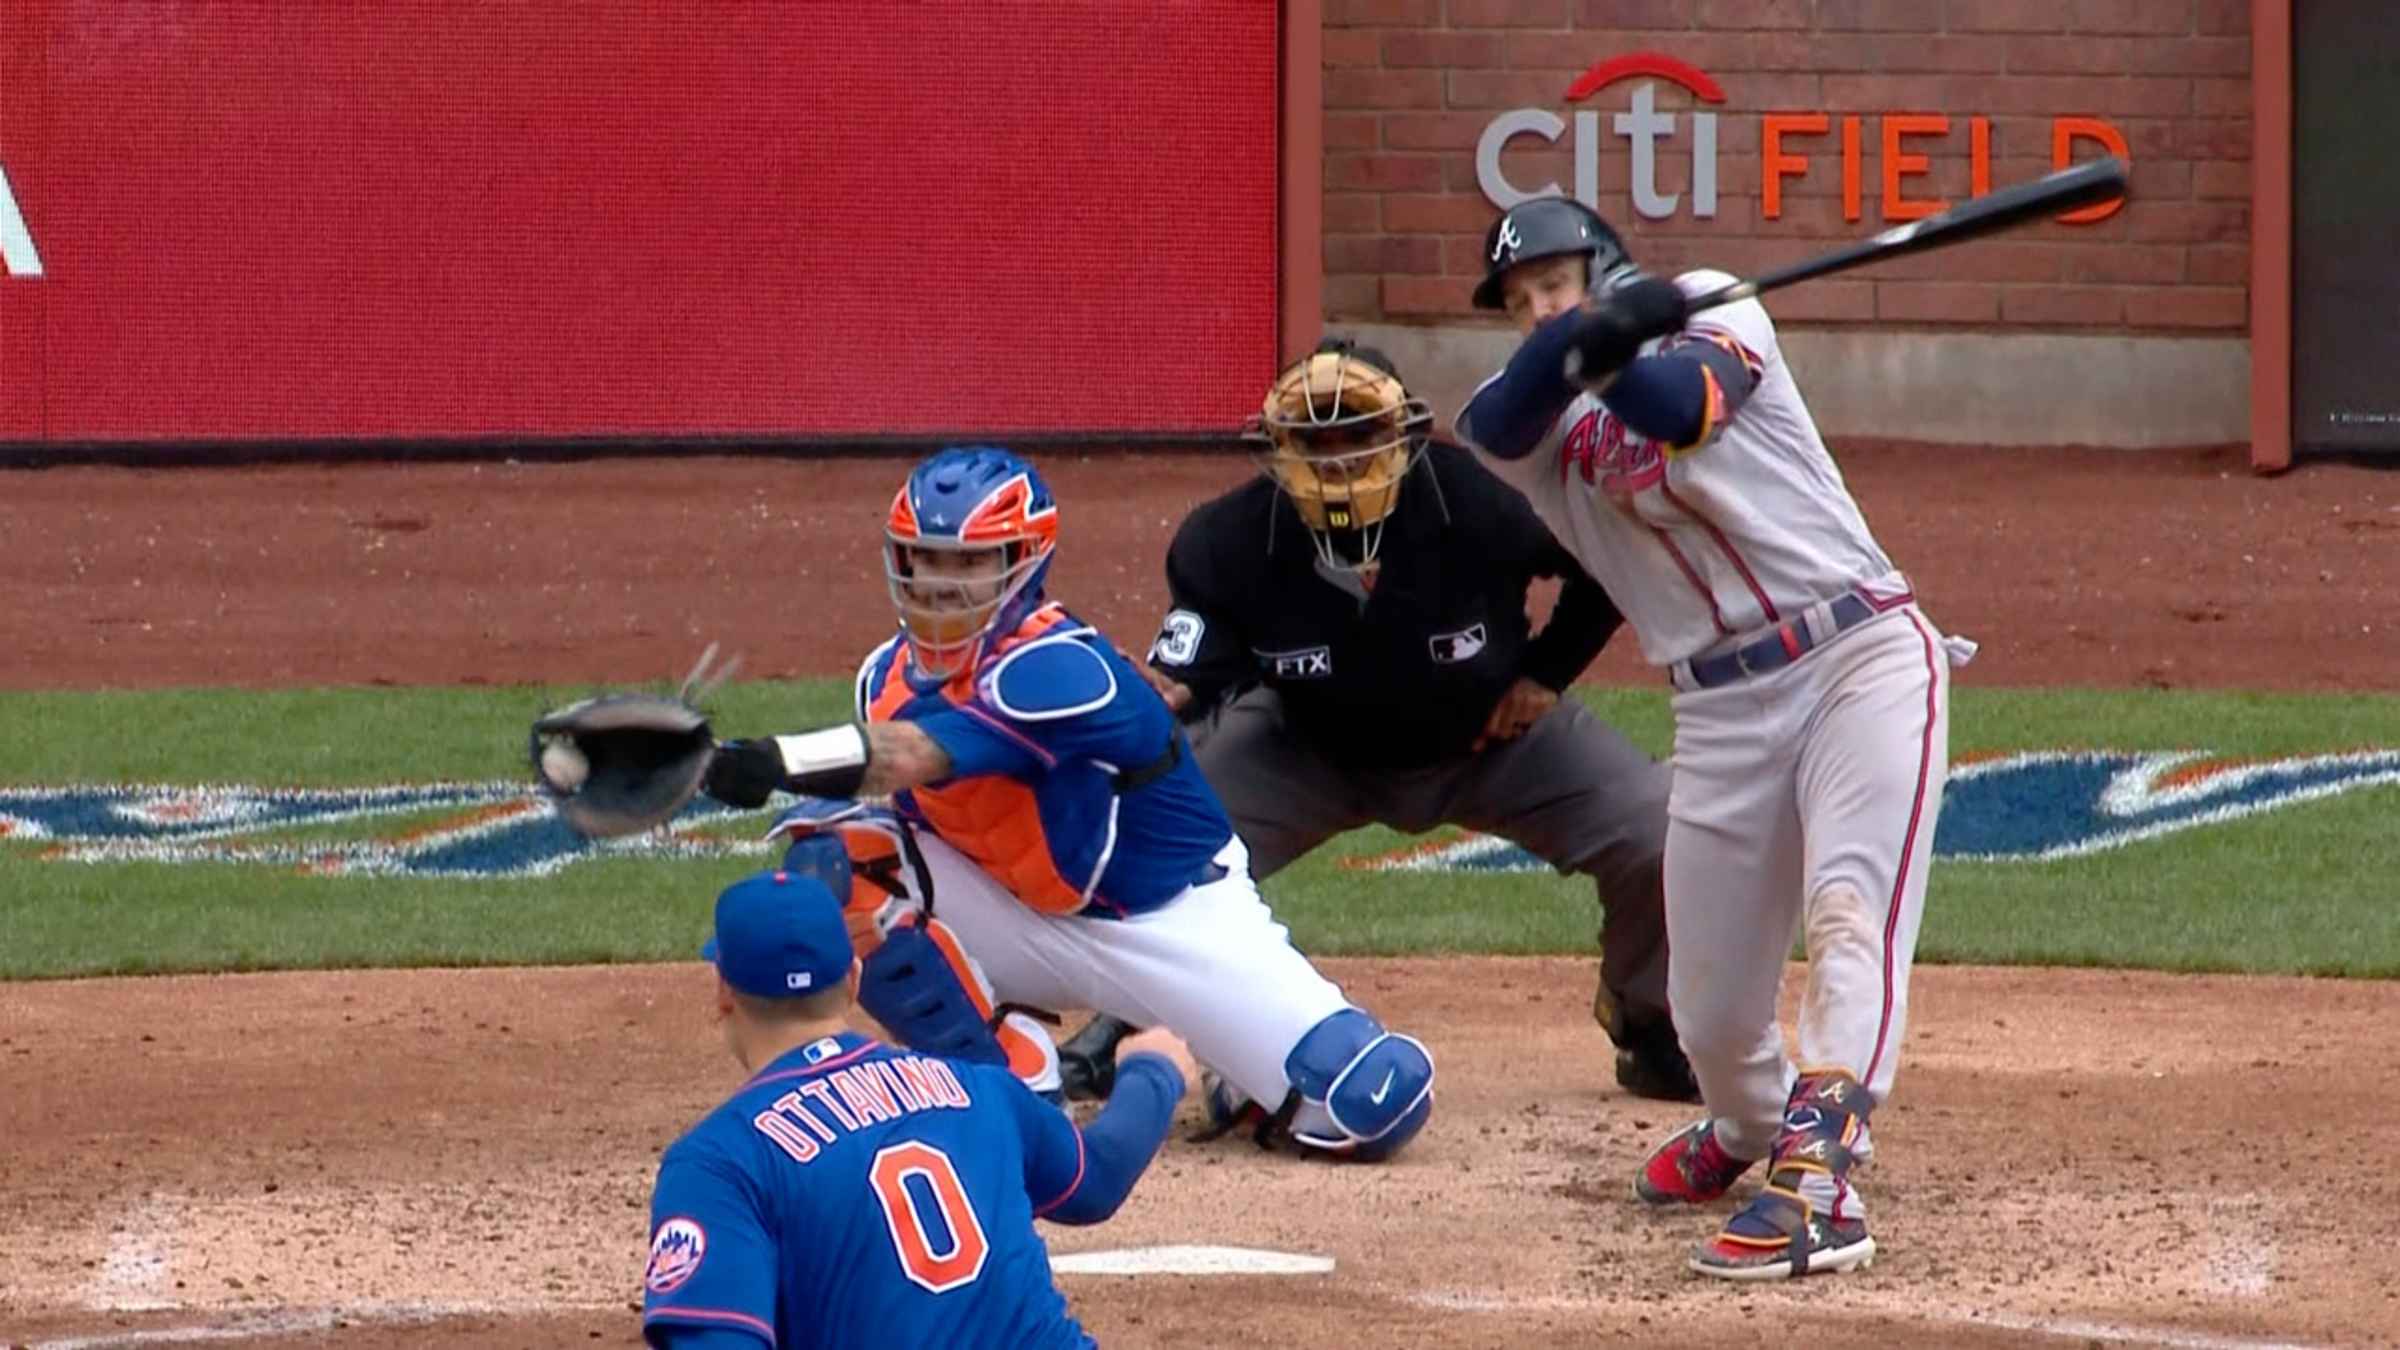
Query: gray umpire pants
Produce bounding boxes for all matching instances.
[1187,686,1674,1040]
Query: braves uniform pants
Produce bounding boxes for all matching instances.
[1189,686,1674,1038]
[1662,604,1953,1221]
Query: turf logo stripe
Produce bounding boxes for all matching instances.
[1341,749,2400,872]
[0,783,775,878]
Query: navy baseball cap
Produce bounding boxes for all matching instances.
[700,869,854,999]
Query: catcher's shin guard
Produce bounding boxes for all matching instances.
[1285,1009,1435,1162]
[856,916,1061,1096]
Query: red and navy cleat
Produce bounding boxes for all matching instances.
[1688,1182,1874,1281]
[1633,1118,1757,1206]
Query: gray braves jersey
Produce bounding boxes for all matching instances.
[1458,270,1902,668]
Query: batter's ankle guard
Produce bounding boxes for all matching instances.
[1766,1069,1873,1185]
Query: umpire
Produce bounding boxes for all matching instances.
[1069,338,1697,1105]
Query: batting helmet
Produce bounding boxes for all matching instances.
[1245,337,1433,575]
[883,446,1060,682]
[1472,196,1629,311]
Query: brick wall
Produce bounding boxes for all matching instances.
[1323,0,2252,331]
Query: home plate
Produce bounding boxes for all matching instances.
[1051,1245,1336,1276]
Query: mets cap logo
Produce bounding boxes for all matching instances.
[645,1217,708,1294]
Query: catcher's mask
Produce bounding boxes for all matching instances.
[1247,339,1433,574]
[884,445,1059,683]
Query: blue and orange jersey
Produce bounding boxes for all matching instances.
[641,1032,1095,1350]
[853,603,1233,917]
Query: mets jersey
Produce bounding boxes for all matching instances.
[642,1032,1171,1349]
[1458,269,1902,668]
[855,602,1233,918]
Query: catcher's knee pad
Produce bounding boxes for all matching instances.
[1284,1009,1435,1162]
[770,798,927,956]
[855,917,1058,1092]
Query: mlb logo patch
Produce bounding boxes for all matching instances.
[1429,624,1487,664]
[645,1217,708,1294]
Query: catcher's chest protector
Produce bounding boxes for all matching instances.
[866,604,1094,917]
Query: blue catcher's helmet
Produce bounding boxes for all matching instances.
[883,446,1060,683]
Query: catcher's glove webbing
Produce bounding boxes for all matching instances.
[531,693,715,839]
[529,645,736,839]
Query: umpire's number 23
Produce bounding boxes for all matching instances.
[869,1142,991,1294]
[1151,610,1205,667]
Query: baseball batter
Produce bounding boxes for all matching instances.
[699,445,1437,1162]
[641,866,1197,1349]
[1454,197,1973,1280]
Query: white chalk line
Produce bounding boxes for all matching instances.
[24,1300,626,1350]
[2198,1193,2277,1298]
[1946,1310,2329,1350]
[25,1310,344,1350]
[1404,1291,2334,1350]
[90,1219,177,1313]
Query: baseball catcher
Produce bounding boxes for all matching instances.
[535,445,1438,1162]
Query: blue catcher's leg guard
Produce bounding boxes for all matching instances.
[1283,1008,1435,1162]
[857,919,1010,1069]
[855,917,1064,1098]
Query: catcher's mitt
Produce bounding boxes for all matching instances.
[530,646,736,839]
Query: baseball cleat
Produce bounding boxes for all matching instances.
[1688,1183,1874,1281]
[1634,1118,1757,1206]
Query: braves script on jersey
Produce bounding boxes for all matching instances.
[644,1031,1115,1349]
[1464,270,1909,668]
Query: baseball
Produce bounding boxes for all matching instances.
[539,741,589,791]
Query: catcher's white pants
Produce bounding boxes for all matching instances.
[907,830,1354,1126]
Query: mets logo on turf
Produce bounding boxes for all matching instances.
[4,750,2396,879]
[1343,750,2400,873]
[0,781,776,879]
[645,1217,707,1294]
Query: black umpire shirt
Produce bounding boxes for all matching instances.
[1148,440,1624,771]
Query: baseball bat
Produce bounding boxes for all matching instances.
[1684,156,2130,314]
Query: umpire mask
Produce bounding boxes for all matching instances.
[1248,341,1433,574]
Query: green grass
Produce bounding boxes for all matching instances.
[4,683,2398,980]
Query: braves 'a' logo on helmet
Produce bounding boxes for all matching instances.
[1490,216,1525,263]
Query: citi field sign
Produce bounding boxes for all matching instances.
[1477,52,2130,226]
[0,164,41,277]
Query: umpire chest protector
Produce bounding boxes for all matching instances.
[1157,442,1620,769]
